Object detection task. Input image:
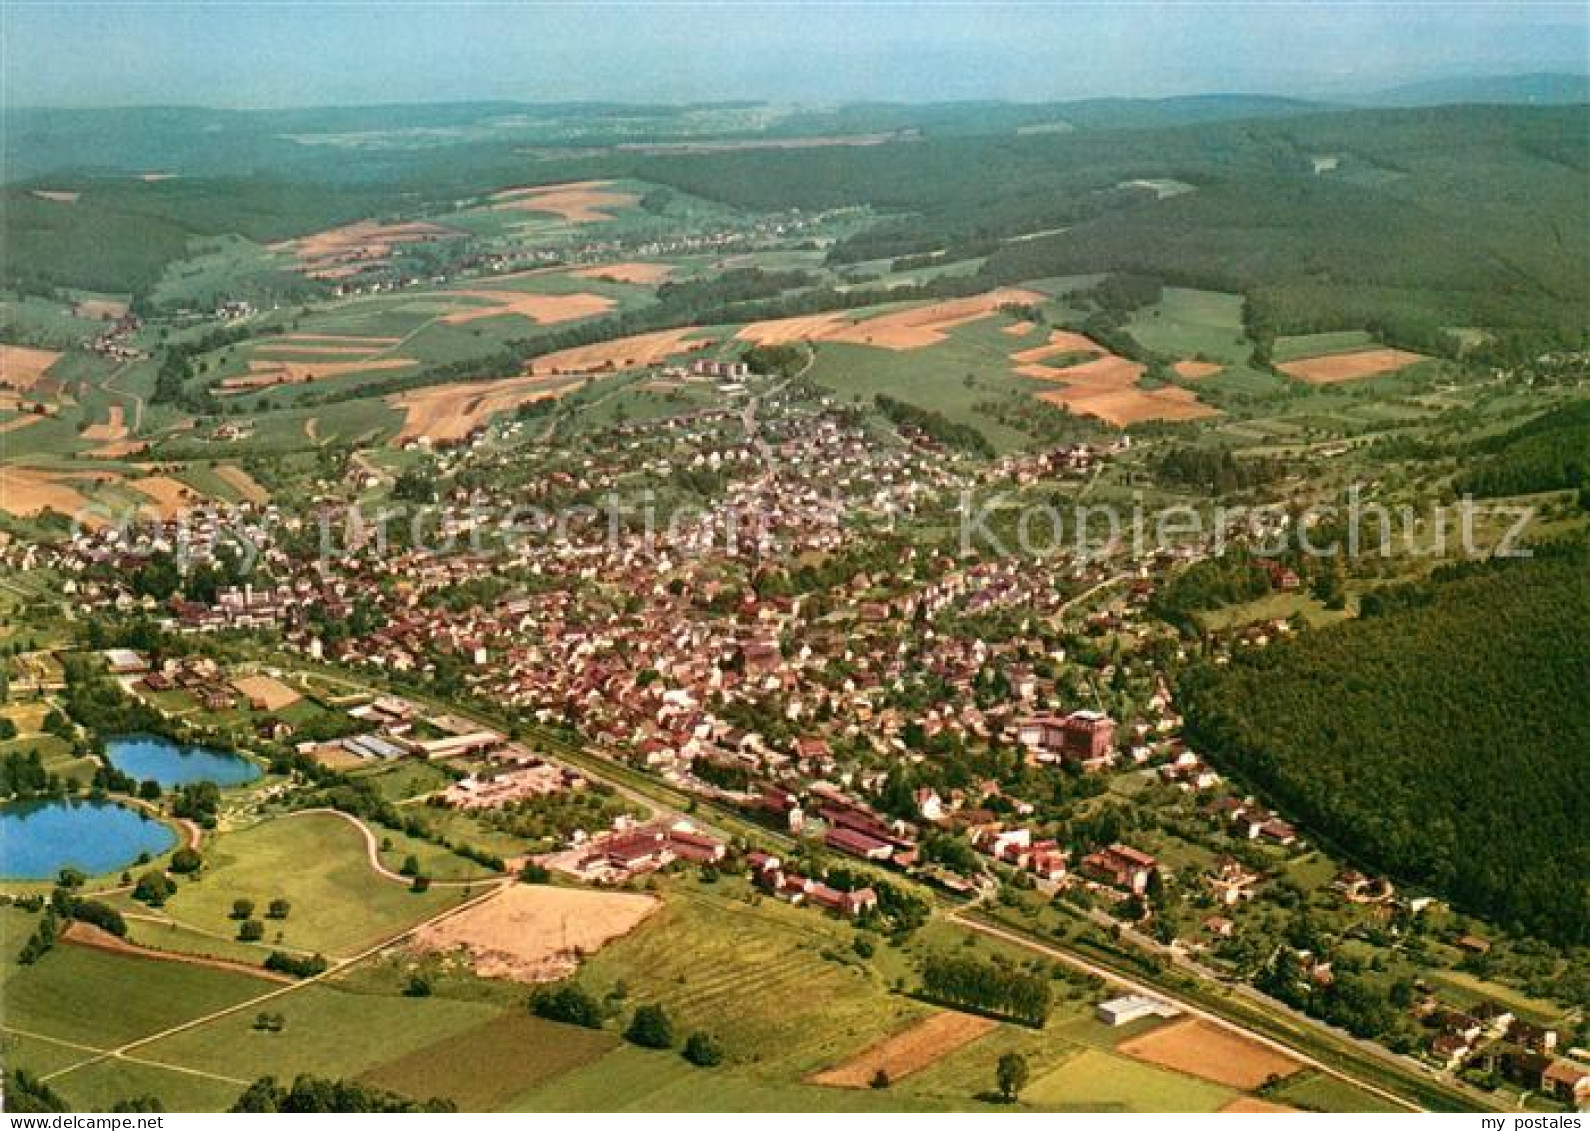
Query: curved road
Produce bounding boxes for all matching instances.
[287,806,510,889]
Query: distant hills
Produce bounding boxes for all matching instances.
[4,75,1586,184]
[1362,71,1590,107]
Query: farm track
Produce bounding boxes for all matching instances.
[61,920,293,984]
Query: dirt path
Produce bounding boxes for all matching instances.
[61,920,293,984]
[2,1024,252,1089]
[101,360,145,433]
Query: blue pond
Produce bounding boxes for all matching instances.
[0,798,177,880]
[105,734,262,788]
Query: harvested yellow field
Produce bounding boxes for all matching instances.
[213,464,269,504]
[129,475,206,520]
[1039,384,1217,426]
[0,466,116,525]
[409,883,658,983]
[75,298,130,320]
[1174,359,1225,380]
[1021,347,1219,427]
[80,405,127,442]
[436,289,615,326]
[1220,1097,1299,1113]
[1277,348,1425,384]
[1118,1019,1302,1091]
[1011,329,1105,365]
[810,1012,996,1088]
[570,261,675,285]
[231,674,301,711]
[87,439,146,460]
[826,288,1045,349]
[737,311,854,346]
[273,219,460,278]
[739,289,1043,352]
[527,328,714,375]
[0,414,46,436]
[219,357,416,393]
[490,181,639,223]
[0,345,64,391]
[389,373,582,444]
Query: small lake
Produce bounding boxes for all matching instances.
[0,798,177,880]
[105,734,262,788]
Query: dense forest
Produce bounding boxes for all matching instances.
[1179,539,1590,945]
[1454,400,1590,499]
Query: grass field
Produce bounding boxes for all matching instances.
[805,332,1039,454]
[1272,1068,1407,1113]
[360,1011,618,1110]
[158,812,482,957]
[1126,288,1251,366]
[1271,330,1379,363]
[1022,1047,1234,1112]
[135,979,502,1086]
[1,908,267,1048]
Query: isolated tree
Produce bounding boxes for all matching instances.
[133,870,176,906]
[625,1003,674,1049]
[232,898,256,920]
[682,1031,724,1067]
[996,1052,1029,1101]
[530,982,603,1029]
[399,854,420,877]
[267,898,291,920]
[870,1068,891,1090]
[238,919,265,942]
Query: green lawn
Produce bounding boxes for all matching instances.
[1022,1047,1234,1112]
[158,812,481,957]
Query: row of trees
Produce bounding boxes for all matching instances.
[919,953,1052,1025]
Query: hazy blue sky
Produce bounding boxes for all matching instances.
[4,2,1585,109]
